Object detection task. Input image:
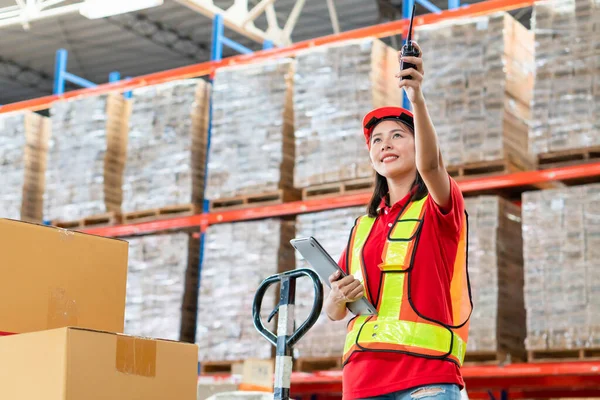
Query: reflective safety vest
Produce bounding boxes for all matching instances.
[342,195,472,366]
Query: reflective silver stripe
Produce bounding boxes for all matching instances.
[277,304,295,336]
[274,355,293,389]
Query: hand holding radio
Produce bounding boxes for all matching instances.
[396,4,425,105]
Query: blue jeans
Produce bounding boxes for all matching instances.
[359,384,462,400]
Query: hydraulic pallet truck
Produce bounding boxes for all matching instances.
[253,268,324,400]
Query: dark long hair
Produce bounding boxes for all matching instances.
[367,171,428,217]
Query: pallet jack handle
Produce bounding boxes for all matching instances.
[253,268,323,400]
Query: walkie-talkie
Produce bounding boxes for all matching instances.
[400,4,420,80]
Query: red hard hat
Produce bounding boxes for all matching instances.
[362,106,414,147]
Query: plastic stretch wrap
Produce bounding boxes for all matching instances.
[416,12,533,167]
[196,219,295,361]
[293,206,364,358]
[125,232,189,341]
[465,196,525,356]
[123,79,209,213]
[206,59,294,199]
[44,94,127,221]
[293,39,401,188]
[530,0,600,154]
[523,183,600,350]
[0,112,45,220]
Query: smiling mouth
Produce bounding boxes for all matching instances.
[381,155,399,163]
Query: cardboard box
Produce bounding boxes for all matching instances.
[0,327,198,399]
[0,219,128,334]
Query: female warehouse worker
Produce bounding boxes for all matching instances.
[324,41,472,400]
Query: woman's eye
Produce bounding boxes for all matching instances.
[373,138,381,144]
[393,133,402,138]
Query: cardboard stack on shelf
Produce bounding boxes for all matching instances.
[293,207,364,363]
[522,183,600,353]
[465,196,526,361]
[44,93,130,225]
[196,219,295,366]
[0,111,50,222]
[293,39,401,190]
[206,59,297,209]
[122,79,210,221]
[125,232,191,341]
[415,12,534,174]
[0,219,198,399]
[530,0,600,159]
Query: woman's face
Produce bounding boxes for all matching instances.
[368,120,416,179]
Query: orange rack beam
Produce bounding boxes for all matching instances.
[0,0,535,114]
[81,161,600,238]
[195,361,600,399]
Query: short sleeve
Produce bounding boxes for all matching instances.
[338,249,348,274]
[427,174,465,234]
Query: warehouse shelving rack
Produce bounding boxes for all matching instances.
[1,0,600,396]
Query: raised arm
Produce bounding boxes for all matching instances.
[396,42,451,210]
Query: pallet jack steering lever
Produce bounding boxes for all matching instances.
[253,268,324,400]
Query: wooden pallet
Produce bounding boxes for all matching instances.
[538,146,600,169]
[447,158,526,179]
[52,212,119,229]
[200,360,243,375]
[463,350,519,365]
[302,178,373,200]
[122,204,197,224]
[295,356,342,372]
[209,189,301,211]
[528,347,600,362]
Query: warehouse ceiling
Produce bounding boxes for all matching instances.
[0,0,533,106]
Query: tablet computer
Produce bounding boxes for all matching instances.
[290,236,377,316]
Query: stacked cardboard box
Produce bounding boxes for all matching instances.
[293,207,364,358]
[122,79,210,213]
[44,93,130,222]
[196,219,295,362]
[465,196,526,359]
[0,111,50,221]
[530,0,600,154]
[0,219,198,399]
[415,13,534,169]
[125,232,191,341]
[206,59,295,200]
[293,39,401,188]
[523,184,600,350]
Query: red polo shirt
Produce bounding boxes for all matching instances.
[338,176,466,399]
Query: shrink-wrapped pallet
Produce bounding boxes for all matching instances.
[0,111,50,221]
[293,207,364,360]
[125,232,191,341]
[206,59,295,202]
[122,79,209,215]
[530,0,600,156]
[293,39,401,188]
[44,93,129,222]
[415,13,534,172]
[522,184,600,350]
[196,219,295,361]
[465,196,526,361]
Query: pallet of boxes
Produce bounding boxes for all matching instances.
[0,219,198,399]
[530,0,600,168]
[205,58,300,211]
[293,38,401,199]
[415,12,536,178]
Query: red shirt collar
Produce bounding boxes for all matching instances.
[377,187,416,215]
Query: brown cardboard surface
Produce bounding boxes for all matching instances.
[0,327,198,400]
[0,328,68,400]
[0,219,128,334]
